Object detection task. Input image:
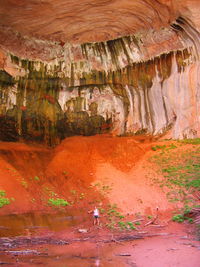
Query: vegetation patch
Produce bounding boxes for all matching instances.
[34,176,40,181]
[151,143,177,151]
[104,203,138,231]
[150,140,200,225]
[172,214,193,223]
[48,198,70,207]
[179,138,200,145]
[0,190,11,208]
[21,180,28,188]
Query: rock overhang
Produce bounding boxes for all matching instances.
[0,0,176,44]
[0,0,200,145]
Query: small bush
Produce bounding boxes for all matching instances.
[126,221,136,230]
[0,198,10,208]
[135,221,141,225]
[21,181,28,188]
[151,145,165,151]
[172,214,194,223]
[107,209,116,215]
[187,218,194,223]
[34,176,40,181]
[0,190,10,208]
[186,179,200,188]
[0,190,6,197]
[172,214,185,223]
[168,144,177,149]
[118,221,127,230]
[99,208,105,214]
[48,198,70,207]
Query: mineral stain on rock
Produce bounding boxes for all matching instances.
[0,42,199,146]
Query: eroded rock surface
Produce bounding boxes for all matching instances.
[0,1,200,144]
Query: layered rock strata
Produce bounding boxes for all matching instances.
[0,14,200,145]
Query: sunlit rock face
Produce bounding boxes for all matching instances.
[0,0,200,145]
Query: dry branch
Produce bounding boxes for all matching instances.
[144,207,159,226]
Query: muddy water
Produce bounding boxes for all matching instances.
[0,212,82,237]
[0,242,134,267]
[0,213,135,267]
[1,234,200,267]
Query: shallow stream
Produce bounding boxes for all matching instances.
[0,213,199,267]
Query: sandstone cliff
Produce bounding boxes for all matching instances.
[0,1,199,145]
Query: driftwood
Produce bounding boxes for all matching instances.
[147,223,168,228]
[193,192,200,201]
[190,207,200,224]
[101,234,144,243]
[144,207,159,226]
[189,193,200,224]
[4,249,48,256]
[191,192,200,215]
[110,234,121,244]
[0,232,145,250]
[145,232,172,237]
[72,238,90,242]
[115,253,131,256]
[0,236,69,249]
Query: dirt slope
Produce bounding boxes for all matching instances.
[0,135,176,218]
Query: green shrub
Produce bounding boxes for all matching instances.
[0,197,10,208]
[48,198,70,207]
[99,208,105,213]
[107,208,116,215]
[186,179,200,188]
[0,190,6,197]
[172,214,185,223]
[34,176,40,181]
[0,190,11,208]
[187,218,194,223]
[172,214,194,223]
[135,221,141,225]
[118,221,127,230]
[168,144,177,149]
[183,205,192,215]
[21,181,28,188]
[151,144,177,151]
[117,214,125,219]
[126,221,136,230]
[151,145,166,151]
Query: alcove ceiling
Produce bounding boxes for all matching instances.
[0,0,199,44]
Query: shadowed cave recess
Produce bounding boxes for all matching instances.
[0,0,200,146]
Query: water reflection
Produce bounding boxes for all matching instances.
[95,258,100,267]
[0,211,81,237]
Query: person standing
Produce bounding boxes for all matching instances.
[88,206,100,226]
[93,207,100,226]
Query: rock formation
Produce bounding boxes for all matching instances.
[0,0,200,145]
